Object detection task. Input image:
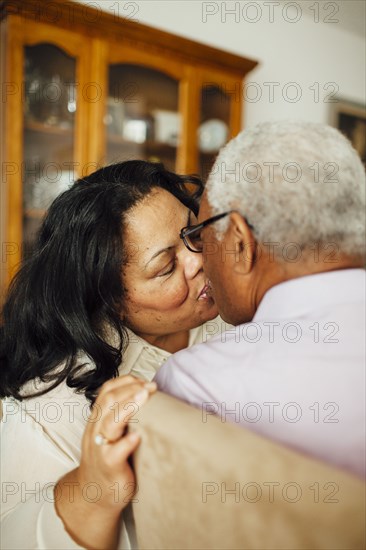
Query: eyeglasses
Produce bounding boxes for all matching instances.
[180,211,254,253]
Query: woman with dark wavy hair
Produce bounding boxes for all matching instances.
[0,160,219,549]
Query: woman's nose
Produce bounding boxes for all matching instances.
[183,248,203,279]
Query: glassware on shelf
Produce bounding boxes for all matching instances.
[22,44,77,256]
[25,74,76,128]
[104,97,125,136]
[107,64,179,168]
[66,83,77,116]
[24,168,74,211]
[152,109,181,146]
[24,56,40,122]
[25,50,76,129]
[123,115,154,143]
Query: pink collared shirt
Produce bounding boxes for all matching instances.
[155,269,366,479]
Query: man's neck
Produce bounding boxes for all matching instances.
[256,253,365,311]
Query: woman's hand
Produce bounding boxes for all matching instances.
[79,374,156,511]
[55,375,156,550]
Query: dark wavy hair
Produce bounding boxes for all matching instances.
[0,160,203,403]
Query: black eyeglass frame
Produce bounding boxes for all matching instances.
[180,210,254,253]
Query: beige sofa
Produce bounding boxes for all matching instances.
[131,392,365,550]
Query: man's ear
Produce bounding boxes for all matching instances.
[226,212,257,274]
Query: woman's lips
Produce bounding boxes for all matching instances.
[197,282,212,301]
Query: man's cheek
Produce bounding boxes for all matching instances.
[203,239,219,259]
[202,253,213,278]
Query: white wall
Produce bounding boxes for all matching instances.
[76,0,365,129]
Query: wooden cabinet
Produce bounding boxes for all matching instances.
[0,0,257,297]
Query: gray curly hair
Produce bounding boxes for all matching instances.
[206,120,366,260]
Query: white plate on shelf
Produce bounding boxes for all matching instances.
[198,119,228,153]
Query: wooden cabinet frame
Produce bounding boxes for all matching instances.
[0,0,258,298]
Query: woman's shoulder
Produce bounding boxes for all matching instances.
[2,352,93,449]
[18,351,93,399]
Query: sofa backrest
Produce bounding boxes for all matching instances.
[131,391,365,550]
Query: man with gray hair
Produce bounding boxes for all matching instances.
[155,121,365,479]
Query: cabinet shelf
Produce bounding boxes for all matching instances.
[25,119,73,136]
[107,135,177,155]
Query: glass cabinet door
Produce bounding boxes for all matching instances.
[198,84,232,180]
[105,65,180,172]
[23,44,77,256]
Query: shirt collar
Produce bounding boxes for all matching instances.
[253,268,365,321]
[124,327,171,359]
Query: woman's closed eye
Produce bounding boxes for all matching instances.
[157,259,176,277]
